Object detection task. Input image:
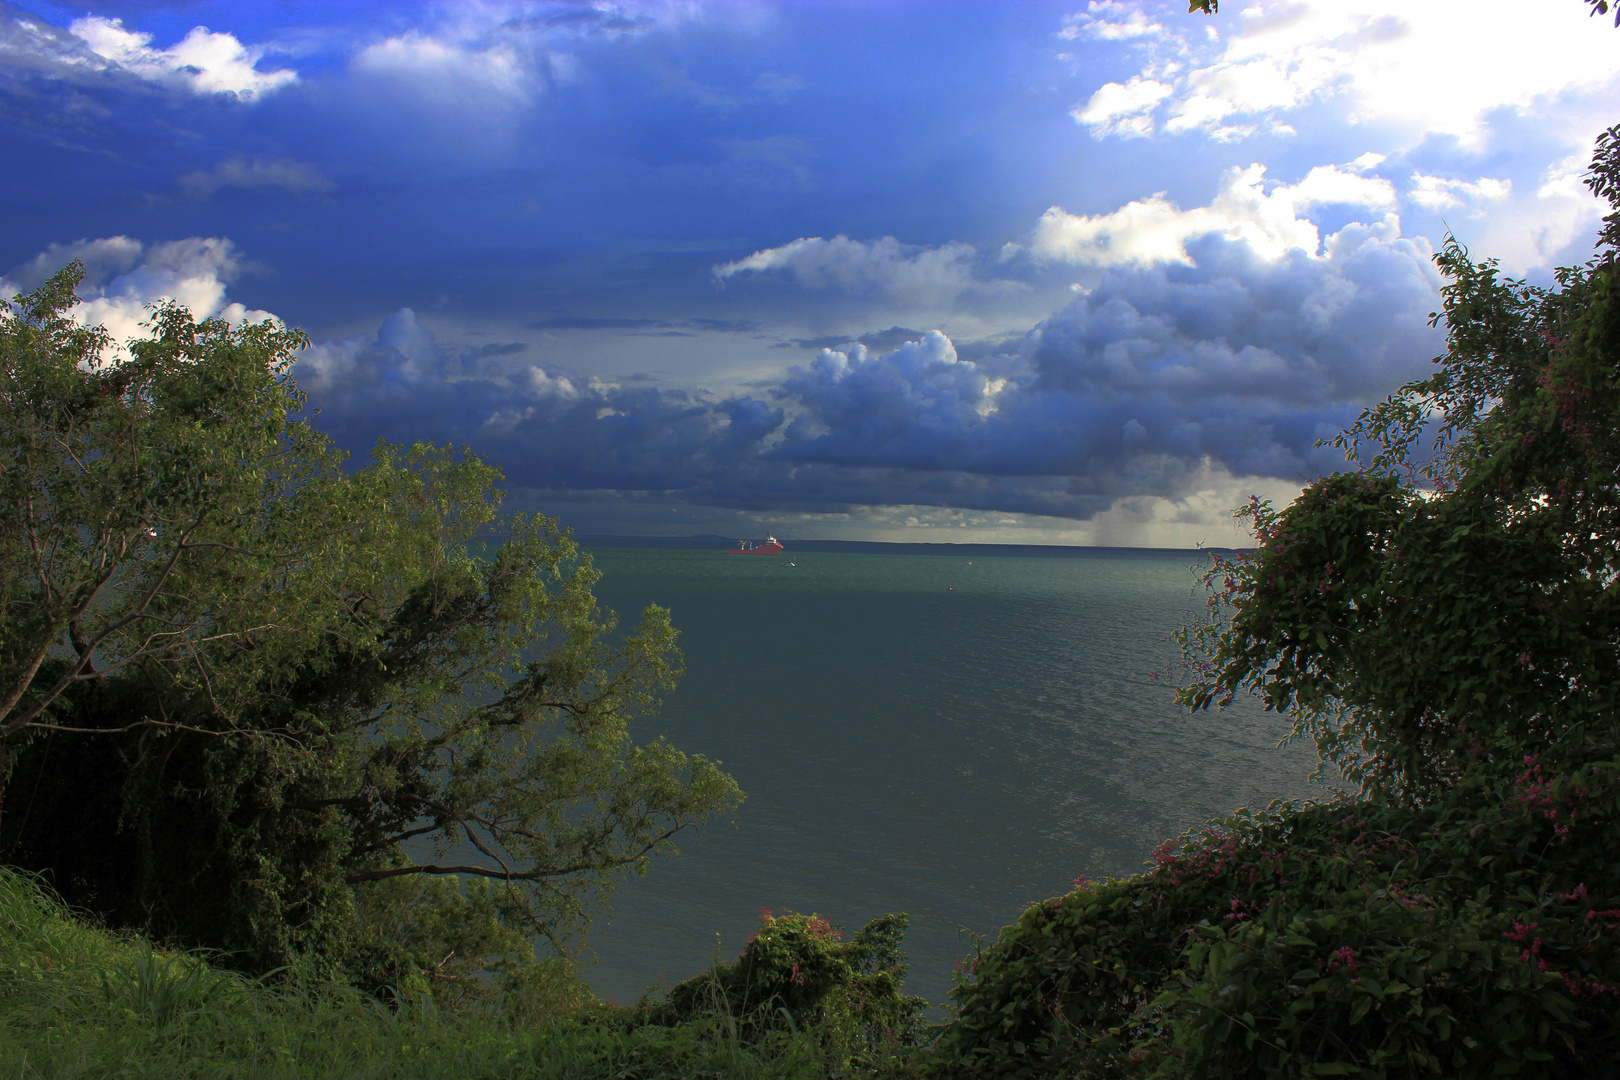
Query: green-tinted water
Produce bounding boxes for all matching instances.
[550,544,1326,1007]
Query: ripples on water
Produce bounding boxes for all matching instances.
[496,543,1330,1007]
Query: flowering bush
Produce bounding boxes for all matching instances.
[932,765,1620,1077]
[652,910,927,1071]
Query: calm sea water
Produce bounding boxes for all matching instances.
[525,543,1328,1007]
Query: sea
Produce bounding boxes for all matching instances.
[517,540,1331,1009]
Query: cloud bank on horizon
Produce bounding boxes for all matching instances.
[2,0,1615,545]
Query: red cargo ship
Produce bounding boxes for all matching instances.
[726,534,784,555]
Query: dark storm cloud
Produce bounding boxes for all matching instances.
[1030,223,1443,408]
[297,218,1443,520]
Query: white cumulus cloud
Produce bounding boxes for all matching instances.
[1031,162,1397,267]
[1408,174,1512,211]
[1073,0,1620,147]
[353,32,533,108]
[1061,1,1165,41]
[69,16,297,99]
[1073,76,1173,138]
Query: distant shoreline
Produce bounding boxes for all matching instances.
[573,534,1251,557]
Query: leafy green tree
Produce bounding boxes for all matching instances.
[0,267,742,991]
[0,269,351,805]
[1180,125,1620,801]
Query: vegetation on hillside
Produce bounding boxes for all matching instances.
[5,19,1620,1080]
[8,121,1620,1073]
[0,266,740,997]
[0,864,918,1079]
[0,867,933,1080]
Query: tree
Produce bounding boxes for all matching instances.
[0,268,353,807]
[1179,125,1620,802]
[0,268,742,988]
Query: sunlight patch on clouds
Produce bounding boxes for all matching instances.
[714,236,980,305]
[1032,162,1396,266]
[69,17,296,99]
[1071,0,1620,147]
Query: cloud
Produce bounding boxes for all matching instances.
[1408,173,1511,211]
[785,327,929,352]
[1468,153,1606,271]
[178,157,335,199]
[1074,0,1620,146]
[353,32,533,109]
[717,136,814,187]
[2,236,275,352]
[0,9,106,77]
[283,199,1440,523]
[1061,2,1166,41]
[1027,221,1442,415]
[8,188,1442,528]
[68,16,297,99]
[752,71,805,98]
[2,236,144,293]
[1072,76,1172,138]
[714,236,979,305]
[1031,162,1397,266]
[350,0,704,115]
[756,221,1438,507]
[295,309,790,499]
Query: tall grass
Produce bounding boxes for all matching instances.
[0,867,908,1079]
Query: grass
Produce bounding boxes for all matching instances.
[0,867,920,1079]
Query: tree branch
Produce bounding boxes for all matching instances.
[344,823,688,885]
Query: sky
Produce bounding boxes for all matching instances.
[2,0,1617,546]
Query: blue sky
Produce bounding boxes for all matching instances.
[4,0,1617,544]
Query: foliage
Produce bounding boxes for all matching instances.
[653,910,928,1074]
[0,267,742,994]
[930,767,1620,1077]
[1180,126,1620,803]
[0,865,902,1079]
[927,128,1620,1077]
[0,268,345,785]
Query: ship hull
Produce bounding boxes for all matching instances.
[725,543,784,555]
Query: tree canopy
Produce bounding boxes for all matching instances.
[1181,125,1620,803]
[0,269,741,994]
